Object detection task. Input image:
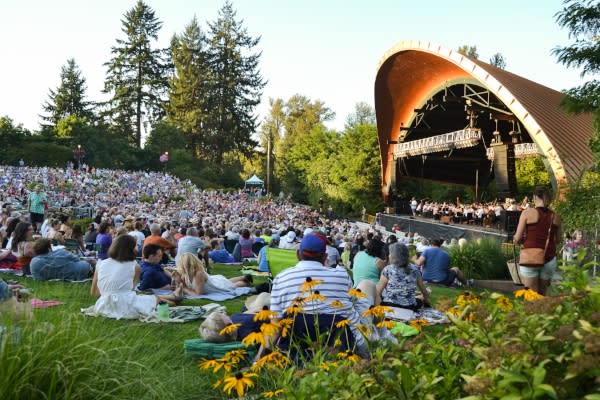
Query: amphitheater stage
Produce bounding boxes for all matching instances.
[380,214,512,243]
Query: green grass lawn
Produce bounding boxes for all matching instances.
[0,265,473,400]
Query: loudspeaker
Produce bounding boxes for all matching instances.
[505,210,521,234]
[492,143,517,199]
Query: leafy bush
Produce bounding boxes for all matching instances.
[139,194,154,203]
[447,238,511,280]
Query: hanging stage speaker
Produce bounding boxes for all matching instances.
[491,143,517,200]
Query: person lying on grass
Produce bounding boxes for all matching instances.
[173,253,252,296]
[89,235,182,320]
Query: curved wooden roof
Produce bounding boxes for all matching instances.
[375,40,595,198]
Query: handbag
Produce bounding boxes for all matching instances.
[519,212,554,268]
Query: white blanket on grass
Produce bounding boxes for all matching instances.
[151,286,254,301]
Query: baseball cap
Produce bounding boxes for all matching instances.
[299,232,327,257]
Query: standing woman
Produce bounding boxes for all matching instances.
[513,186,562,295]
[95,222,113,260]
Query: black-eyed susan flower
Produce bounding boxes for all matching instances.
[252,351,291,370]
[446,306,461,318]
[301,277,323,293]
[222,372,257,397]
[279,318,293,338]
[361,305,393,318]
[335,319,350,328]
[260,321,280,337]
[348,288,368,298]
[284,304,305,316]
[496,295,513,311]
[292,296,306,305]
[376,318,396,329]
[457,291,480,307]
[219,323,241,336]
[337,350,361,363]
[514,287,544,301]
[356,323,371,337]
[222,349,247,365]
[242,331,266,347]
[410,319,428,331]
[199,358,230,373]
[253,306,278,322]
[306,290,326,303]
[318,361,338,371]
[330,300,345,309]
[263,389,284,398]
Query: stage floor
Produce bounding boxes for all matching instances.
[380,214,511,242]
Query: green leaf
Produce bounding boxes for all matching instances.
[534,384,557,399]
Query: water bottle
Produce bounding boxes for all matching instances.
[157,301,169,322]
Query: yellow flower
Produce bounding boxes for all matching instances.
[253,351,291,370]
[464,312,476,322]
[496,295,513,311]
[348,288,368,298]
[253,308,279,322]
[376,318,396,329]
[337,350,361,363]
[260,321,280,337]
[306,290,326,302]
[292,296,306,305]
[279,318,293,338]
[284,304,305,316]
[329,300,345,309]
[361,305,393,319]
[301,277,323,293]
[263,389,284,398]
[212,378,223,389]
[446,306,461,317]
[334,338,342,347]
[319,361,338,371]
[356,323,371,337]
[514,287,544,301]
[335,319,350,328]
[222,372,257,397]
[222,349,247,365]
[242,331,266,347]
[219,323,241,336]
[409,319,428,332]
[199,358,230,373]
[456,291,480,307]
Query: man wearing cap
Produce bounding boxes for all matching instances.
[27,185,47,233]
[269,232,369,355]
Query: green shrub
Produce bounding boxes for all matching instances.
[447,238,511,280]
[139,194,153,203]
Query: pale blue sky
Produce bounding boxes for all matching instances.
[0,0,585,133]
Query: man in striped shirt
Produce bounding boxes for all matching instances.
[270,232,369,353]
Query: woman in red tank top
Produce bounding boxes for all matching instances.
[513,186,562,295]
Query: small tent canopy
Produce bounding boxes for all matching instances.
[244,174,264,189]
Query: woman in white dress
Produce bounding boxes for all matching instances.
[174,253,251,295]
[90,235,182,319]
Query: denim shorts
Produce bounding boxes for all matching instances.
[519,257,557,280]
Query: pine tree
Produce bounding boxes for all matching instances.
[41,58,94,127]
[167,16,210,156]
[489,53,507,70]
[204,1,266,163]
[102,0,169,147]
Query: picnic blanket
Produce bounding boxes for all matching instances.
[152,286,254,301]
[30,298,64,308]
[140,304,226,324]
[386,307,449,325]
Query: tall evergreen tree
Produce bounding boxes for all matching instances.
[103,0,169,147]
[41,58,94,127]
[167,16,210,156]
[204,1,266,163]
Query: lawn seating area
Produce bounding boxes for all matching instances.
[0,263,464,400]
